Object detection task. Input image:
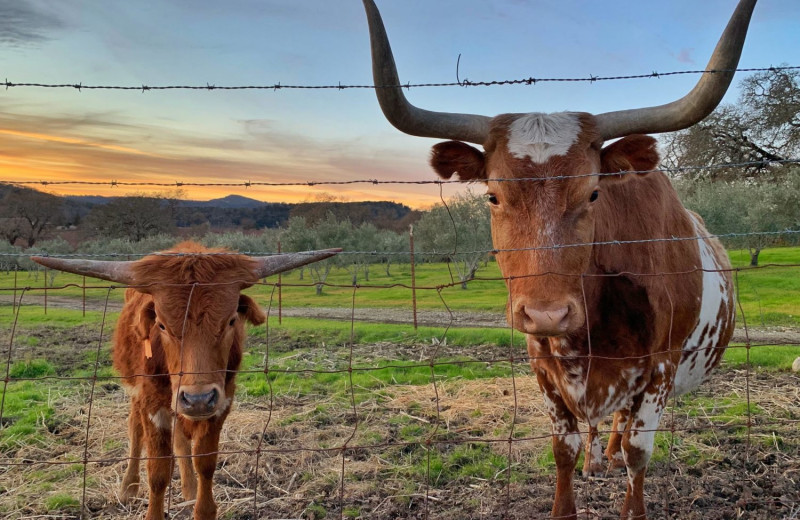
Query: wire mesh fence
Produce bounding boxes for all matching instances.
[1,56,799,520]
[1,246,799,519]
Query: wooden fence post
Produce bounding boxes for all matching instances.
[409,225,417,330]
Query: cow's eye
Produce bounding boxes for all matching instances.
[487,194,499,205]
[157,322,166,331]
[589,190,599,203]
[229,317,236,327]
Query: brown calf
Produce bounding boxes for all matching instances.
[362,1,754,518]
[33,242,338,520]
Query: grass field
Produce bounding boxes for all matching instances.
[2,245,800,327]
[0,246,798,518]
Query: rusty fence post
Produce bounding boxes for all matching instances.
[83,275,86,317]
[43,267,47,315]
[278,241,282,325]
[409,225,418,330]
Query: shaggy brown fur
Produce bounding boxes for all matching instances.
[114,242,267,520]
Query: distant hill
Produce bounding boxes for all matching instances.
[179,195,266,209]
[55,191,419,231]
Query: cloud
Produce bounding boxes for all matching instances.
[0,0,65,46]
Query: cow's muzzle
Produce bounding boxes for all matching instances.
[177,385,221,419]
[512,299,581,337]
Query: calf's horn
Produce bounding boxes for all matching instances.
[251,248,341,278]
[30,257,137,285]
[31,248,341,285]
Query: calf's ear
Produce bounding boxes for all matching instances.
[600,134,659,183]
[238,295,266,326]
[136,301,156,338]
[430,141,486,181]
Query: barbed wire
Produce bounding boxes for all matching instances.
[1,65,798,93]
[4,158,799,191]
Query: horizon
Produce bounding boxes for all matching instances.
[1,1,798,208]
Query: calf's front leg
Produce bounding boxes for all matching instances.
[191,422,222,520]
[141,406,174,520]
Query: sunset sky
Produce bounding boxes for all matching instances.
[1,0,798,208]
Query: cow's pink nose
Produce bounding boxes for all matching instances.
[522,305,571,336]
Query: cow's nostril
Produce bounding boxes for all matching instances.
[180,389,218,411]
[207,388,219,408]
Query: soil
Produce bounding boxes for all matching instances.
[1,322,799,520]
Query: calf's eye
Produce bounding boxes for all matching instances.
[158,322,166,331]
[487,194,499,205]
[589,190,599,203]
[229,317,236,326]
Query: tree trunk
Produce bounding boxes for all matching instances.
[749,248,761,266]
[315,283,323,296]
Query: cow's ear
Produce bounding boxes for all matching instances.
[137,300,156,339]
[430,141,486,182]
[599,135,659,183]
[238,295,266,326]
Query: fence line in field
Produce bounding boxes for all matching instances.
[1,261,799,519]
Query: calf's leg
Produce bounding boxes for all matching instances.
[192,423,222,520]
[173,424,197,501]
[120,398,144,502]
[141,407,174,520]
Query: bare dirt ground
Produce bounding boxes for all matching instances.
[1,322,799,520]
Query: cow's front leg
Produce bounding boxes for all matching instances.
[536,374,581,520]
[620,372,672,520]
[192,422,222,520]
[140,406,174,520]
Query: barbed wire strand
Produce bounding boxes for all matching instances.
[1,65,798,92]
[4,158,799,191]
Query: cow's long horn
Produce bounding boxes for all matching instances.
[595,0,757,140]
[30,257,137,285]
[251,248,340,278]
[363,0,491,145]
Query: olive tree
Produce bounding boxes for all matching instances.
[414,189,492,289]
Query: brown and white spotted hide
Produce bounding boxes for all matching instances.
[431,112,735,520]
[116,243,266,520]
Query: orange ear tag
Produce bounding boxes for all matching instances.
[144,338,153,359]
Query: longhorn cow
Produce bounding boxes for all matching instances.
[33,242,338,520]
[362,1,755,518]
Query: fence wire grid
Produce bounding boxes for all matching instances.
[1,63,800,520]
[1,233,799,520]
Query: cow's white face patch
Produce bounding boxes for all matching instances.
[507,112,582,163]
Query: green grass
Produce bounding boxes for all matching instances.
[723,344,800,370]
[4,246,798,326]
